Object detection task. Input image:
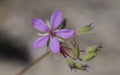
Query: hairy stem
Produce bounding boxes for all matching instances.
[17,51,50,75]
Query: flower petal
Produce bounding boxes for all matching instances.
[32,35,49,49]
[50,10,62,29]
[50,37,60,54]
[56,29,74,39]
[32,18,48,32]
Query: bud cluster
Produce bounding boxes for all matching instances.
[58,20,102,71]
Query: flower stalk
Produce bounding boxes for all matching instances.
[17,51,50,75]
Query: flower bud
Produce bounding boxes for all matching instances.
[72,47,80,59]
[83,52,96,62]
[86,45,97,53]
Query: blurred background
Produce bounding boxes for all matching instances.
[0,0,120,75]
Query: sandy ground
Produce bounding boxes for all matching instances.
[0,0,120,75]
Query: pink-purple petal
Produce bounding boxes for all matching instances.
[50,36,60,54]
[56,29,74,39]
[32,18,48,32]
[32,35,49,49]
[50,10,62,29]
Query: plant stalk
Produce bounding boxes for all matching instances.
[17,51,50,75]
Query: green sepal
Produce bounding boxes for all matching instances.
[46,20,51,28]
[78,32,92,35]
[77,26,90,33]
[72,47,80,59]
[66,58,74,70]
[47,37,50,47]
[56,36,64,42]
[86,45,97,53]
[73,62,83,69]
[83,52,96,62]
[56,18,66,29]
[76,23,93,35]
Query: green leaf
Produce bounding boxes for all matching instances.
[72,47,80,59]
[74,62,83,69]
[83,52,96,62]
[86,45,97,53]
[66,58,74,70]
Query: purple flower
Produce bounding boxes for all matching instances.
[32,10,74,54]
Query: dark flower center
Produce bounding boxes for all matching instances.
[49,29,55,36]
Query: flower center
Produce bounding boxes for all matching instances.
[49,29,55,36]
